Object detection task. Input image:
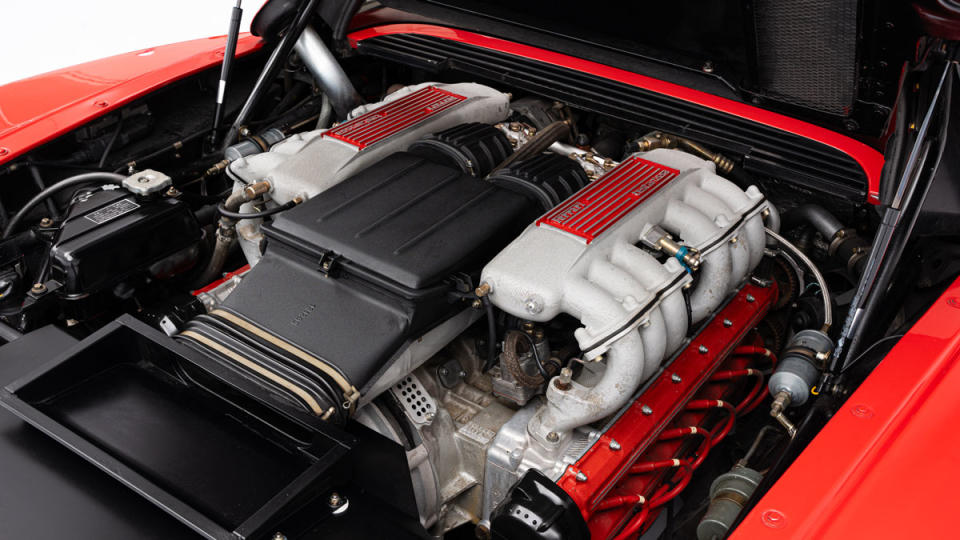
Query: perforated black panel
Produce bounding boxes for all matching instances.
[753,0,859,115]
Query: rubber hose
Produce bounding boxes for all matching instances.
[3,172,126,238]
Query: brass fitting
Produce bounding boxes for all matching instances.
[635,131,735,175]
[554,367,573,391]
[770,391,797,437]
[475,282,492,297]
[243,180,272,200]
[205,159,231,177]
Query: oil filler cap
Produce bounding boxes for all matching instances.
[123,169,172,196]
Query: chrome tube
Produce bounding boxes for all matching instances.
[294,27,362,119]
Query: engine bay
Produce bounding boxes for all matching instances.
[0,19,954,539]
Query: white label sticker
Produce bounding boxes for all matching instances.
[85,198,140,225]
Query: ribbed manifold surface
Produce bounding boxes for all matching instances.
[480,148,778,440]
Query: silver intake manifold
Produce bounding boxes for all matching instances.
[480,148,778,446]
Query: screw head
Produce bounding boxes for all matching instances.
[30,282,46,294]
[723,318,733,327]
[641,404,653,416]
[39,217,54,228]
[272,533,287,540]
[328,492,344,508]
[746,294,756,303]
[698,345,709,354]
[523,297,543,314]
[671,373,682,383]
[165,186,181,197]
[702,60,715,73]
[575,471,588,482]
[761,509,787,529]
[546,431,560,442]
[608,439,621,451]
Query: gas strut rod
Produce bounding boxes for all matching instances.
[834,59,953,371]
[221,0,322,152]
[207,0,244,150]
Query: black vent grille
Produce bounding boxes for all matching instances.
[357,33,869,200]
[753,0,859,115]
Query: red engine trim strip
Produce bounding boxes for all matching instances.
[537,156,678,243]
[347,24,885,204]
[323,86,466,149]
[556,283,776,528]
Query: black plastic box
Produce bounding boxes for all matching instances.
[0,315,353,540]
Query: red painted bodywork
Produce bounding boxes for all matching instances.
[0,34,263,166]
[347,24,886,204]
[557,283,776,539]
[324,85,465,148]
[733,275,960,539]
[537,157,679,244]
[3,17,956,539]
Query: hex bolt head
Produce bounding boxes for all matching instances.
[609,439,622,451]
[328,492,345,509]
[272,533,287,540]
[723,318,733,327]
[575,471,588,482]
[671,373,682,384]
[39,217,54,228]
[641,404,653,416]
[30,282,46,295]
[746,294,756,303]
[698,345,709,354]
[546,431,560,442]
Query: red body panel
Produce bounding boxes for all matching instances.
[733,276,960,539]
[348,24,886,204]
[324,86,465,148]
[537,157,678,243]
[0,34,263,166]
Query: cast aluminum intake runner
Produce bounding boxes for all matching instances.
[480,148,778,445]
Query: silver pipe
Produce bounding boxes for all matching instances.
[294,26,362,119]
[765,227,833,332]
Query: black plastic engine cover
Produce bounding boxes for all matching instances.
[263,151,532,290]
[200,151,539,419]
